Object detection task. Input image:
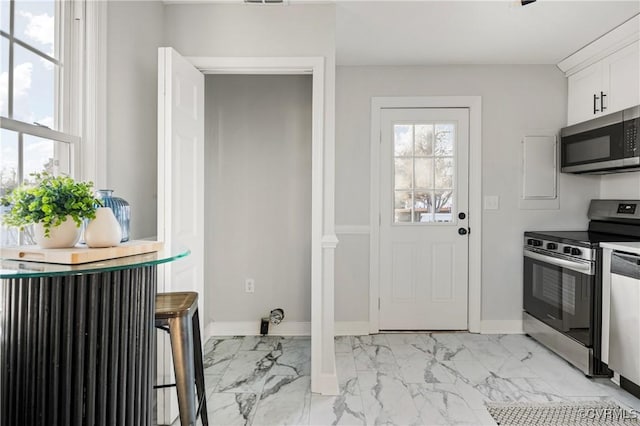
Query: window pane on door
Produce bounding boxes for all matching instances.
[435,157,454,188]
[13,44,55,127]
[394,124,413,156]
[394,191,412,223]
[435,124,455,155]
[394,158,412,190]
[392,120,457,224]
[415,158,433,189]
[415,191,433,222]
[415,124,433,156]
[434,190,453,222]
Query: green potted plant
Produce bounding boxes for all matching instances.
[0,173,101,248]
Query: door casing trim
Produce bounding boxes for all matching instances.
[184,56,339,396]
[369,96,482,333]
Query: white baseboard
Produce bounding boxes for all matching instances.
[335,321,370,336]
[480,320,524,334]
[205,320,371,338]
[206,321,311,337]
[206,320,526,337]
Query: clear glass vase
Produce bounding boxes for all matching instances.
[95,189,130,242]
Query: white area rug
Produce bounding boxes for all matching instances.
[486,401,640,425]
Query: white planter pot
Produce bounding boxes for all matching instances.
[33,216,81,248]
[85,207,122,248]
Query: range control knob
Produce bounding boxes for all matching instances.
[564,247,572,254]
[546,243,558,250]
[571,248,582,256]
[527,239,542,247]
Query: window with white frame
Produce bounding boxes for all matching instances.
[1,0,81,245]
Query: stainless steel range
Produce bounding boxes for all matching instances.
[523,199,640,377]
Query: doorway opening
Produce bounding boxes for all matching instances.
[203,74,313,335]
[157,52,339,418]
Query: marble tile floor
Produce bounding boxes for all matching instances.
[179,333,640,426]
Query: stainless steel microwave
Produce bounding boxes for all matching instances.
[561,105,639,174]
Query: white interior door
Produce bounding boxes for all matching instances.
[157,47,205,424]
[379,108,469,330]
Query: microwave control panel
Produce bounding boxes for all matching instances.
[624,117,638,156]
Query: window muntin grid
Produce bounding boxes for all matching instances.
[393,123,456,224]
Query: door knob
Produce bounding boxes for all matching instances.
[458,228,468,235]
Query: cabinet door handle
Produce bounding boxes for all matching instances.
[601,91,607,112]
[593,93,600,114]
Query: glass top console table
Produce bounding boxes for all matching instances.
[0,245,189,425]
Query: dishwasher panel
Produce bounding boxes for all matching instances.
[609,251,640,386]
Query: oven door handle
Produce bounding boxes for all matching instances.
[524,249,595,275]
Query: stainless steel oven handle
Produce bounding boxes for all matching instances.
[524,249,595,275]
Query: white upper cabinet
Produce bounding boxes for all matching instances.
[567,40,639,125]
[605,41,640,115]
[560,15,640,126]
[567,60,604,125]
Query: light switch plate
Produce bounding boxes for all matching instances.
[484,195,500,210]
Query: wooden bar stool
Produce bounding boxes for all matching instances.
[155,292,208,426]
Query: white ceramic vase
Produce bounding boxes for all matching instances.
[85,207,122,248]
[33,216,81,248]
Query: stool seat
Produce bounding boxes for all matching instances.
[155,291,208,426]
[156,292,198,320]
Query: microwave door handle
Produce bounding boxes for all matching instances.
[524,250,594,275]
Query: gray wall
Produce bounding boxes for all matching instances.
[334,65,601,324]
[601,172,640,199]
[106,1,164,239]
[104,3,614,327]
[204,75,312,323]
[163,3,336,325]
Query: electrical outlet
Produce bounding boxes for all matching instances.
[245,278,255,293]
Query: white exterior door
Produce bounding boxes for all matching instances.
[157,47,205,423]
[379,108,469,330]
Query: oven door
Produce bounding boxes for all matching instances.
[523,248,595,347]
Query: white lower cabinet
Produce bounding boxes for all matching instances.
[567,40,640,126]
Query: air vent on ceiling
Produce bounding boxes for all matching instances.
[245,0,287,4]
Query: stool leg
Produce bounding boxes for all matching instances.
[192,309,208,426]
[168,316,197,426]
